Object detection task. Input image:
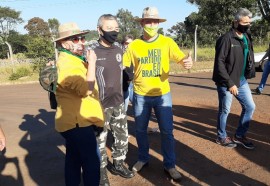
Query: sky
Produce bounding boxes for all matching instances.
[1,0,198,34]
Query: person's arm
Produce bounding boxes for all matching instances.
[0,126,6,151]
[86,49,97,94]
[214,36,238,95]
[168,38,193,69]
[124,64,134,81]
[261,48,270,62]
[177,51,193,69]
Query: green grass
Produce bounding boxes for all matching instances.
[0,63,38,85]
[170,60,214,75]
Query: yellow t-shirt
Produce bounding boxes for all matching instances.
[123,34,185,96]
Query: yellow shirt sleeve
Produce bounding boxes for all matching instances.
[123,48,131,68]
[168,37,186,63]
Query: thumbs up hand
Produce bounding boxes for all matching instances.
[182,51,193,69]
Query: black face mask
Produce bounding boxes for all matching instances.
[100,28,118,44]
[236,24,250,33]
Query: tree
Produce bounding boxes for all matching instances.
[48,18,60,39]
[24,17,51,38]
[250,19,270,44]
[257,0,270,23]
[85,30,99,41]
[0,6,23,60]
[116,8,141,42]
[7,30,28,54]
[25,36,55,71]
[170,0,258,46]
[168,22,191,47]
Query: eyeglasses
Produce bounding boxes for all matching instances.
[66,36,86,44]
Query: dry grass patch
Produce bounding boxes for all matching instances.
[170,60,214,75]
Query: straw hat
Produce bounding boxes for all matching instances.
[54,22,89,42]
[135,7,166,23]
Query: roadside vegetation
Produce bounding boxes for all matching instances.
[1,1,269,84]
[0,45,267,85]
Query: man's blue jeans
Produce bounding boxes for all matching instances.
[258,61,270,92]
[133,92,176,169]
[216,79,255,139]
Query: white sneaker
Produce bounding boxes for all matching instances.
[164,167,182,181]
[132,161,148,172]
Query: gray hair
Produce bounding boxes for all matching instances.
[97,14,118,27]
[234,8,252,21]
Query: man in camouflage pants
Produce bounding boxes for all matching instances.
[89,14,134,186]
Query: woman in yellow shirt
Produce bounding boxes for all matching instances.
[54,22,104,186]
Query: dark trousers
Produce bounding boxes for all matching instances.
[61,125,100,186]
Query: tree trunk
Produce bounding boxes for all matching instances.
[257,0,270,23]
[5,41,13,62]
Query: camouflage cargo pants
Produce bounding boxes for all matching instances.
[97,103,128,168]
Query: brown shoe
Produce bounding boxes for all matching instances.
[216,137,237,148]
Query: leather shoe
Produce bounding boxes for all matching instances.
[111,160,134,178]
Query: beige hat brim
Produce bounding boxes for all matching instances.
[53,30,89,42]
[135,18,167,23]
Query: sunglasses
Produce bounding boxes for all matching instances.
[66,36,86,44]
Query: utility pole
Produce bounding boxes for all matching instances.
[194,25,198,62]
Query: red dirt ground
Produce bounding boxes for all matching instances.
[0,72,269,186]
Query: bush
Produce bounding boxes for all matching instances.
[31,57,50,72]
[13,53,27,60]
[9,67,31,80]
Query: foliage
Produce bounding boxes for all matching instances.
[168,21,192,47]
[0,31,28,59]
[0,6,23,41]
[24,17,51,38]
[192,0,256,43]
[48,18,60,39]
[116,9,141,42]
[0,62,38,83]
[8,66,31,80]
[7,31,28,52]
[13,52,27,60]
[0,44,8,58]
[0,6,23,60]
[169,0,260,47]
[85,30,99,41]
[0,44,267,84]
[158,28,164,35]
[257,0,270,23]
[1,3,270,62]
[24,36,54,72]
[250,19,270,45]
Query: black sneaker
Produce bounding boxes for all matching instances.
[253,87,262,95]
[232,135,255,150]
[111,160,135,178]
[216,137,237,148]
